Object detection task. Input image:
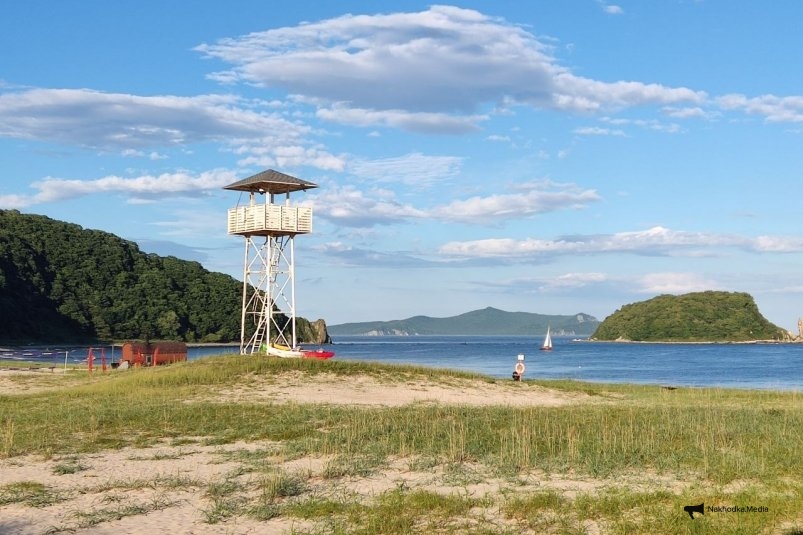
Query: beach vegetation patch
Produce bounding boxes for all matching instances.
[0,481,66,507]
[52,458,88,475]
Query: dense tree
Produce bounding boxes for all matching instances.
[0,210,325,345]
[592,291,786,342]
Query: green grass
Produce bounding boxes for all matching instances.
[0,481,67,507]
[64,495,176,531]
[2,355,803,533]
[52,457,88,475]
[2,356,803,481]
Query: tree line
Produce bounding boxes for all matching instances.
[0,210,325,345]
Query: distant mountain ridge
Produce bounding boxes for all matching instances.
[328,307,599,336]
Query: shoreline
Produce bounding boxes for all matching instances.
[579,337,801,344]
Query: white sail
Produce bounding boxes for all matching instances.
[541,326,553,350]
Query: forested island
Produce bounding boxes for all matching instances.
[591,291,788,342]
[0,210,327,345]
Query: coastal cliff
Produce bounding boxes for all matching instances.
[297,318,332,345]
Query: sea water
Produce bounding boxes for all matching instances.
[318,335,803,390]
[3,336,803,391]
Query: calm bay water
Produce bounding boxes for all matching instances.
[326,335,803,391]
[3,335,803,391]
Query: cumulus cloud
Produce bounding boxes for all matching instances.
[751,235,803,252]
[0,88,304,148]
[195,5,704,130]
[0,169,239,208]
[0,88,347,173]
[316,105,486,134]
[438,226,803,258]
[662,106,713,119]
[309,185,426,226]
[430,180,600,223]
[308,179,599,227]
[636,272,720,294]
[717,93,803,123]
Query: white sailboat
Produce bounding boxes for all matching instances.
[540,326,553,351]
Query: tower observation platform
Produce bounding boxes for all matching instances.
[224,169,317,356]
[225,169,315,237]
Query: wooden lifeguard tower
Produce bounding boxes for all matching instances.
[224,169,317,356]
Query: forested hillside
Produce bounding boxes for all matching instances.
[591,291,786,342]
[0,210,324,344]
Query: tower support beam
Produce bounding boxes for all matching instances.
[225,169,317,357]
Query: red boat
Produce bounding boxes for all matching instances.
[302,348,335,360]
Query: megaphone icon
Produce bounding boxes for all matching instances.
[684,502,704,519]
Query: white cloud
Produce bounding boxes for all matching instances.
[574,126,626,136]
[717,93,803,123]
[430,180,600,223]
[122,148,168,160]
[438,226,803,258]
[550,75,705,113]
[0,88,343,171]
[309,185,426,226]
[601,116,683,133]
[662,106,714,119]
[195,5,704,127]
[316,105,486,134]
[349,152,462,186]
[237,145,346,171]
[636,272,719,294]
[309,179,600,227]
[596,1,624,15]
[541,272,609,290]
[0,194,31,210]
[0,169,239,208]
[0,88,306,148]
[751,235,803,252]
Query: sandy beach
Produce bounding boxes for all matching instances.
[0,368,620,535]
[1,365,799,534]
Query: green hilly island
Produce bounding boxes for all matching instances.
[591,291,787,342]
[0,210,325,345]
[329,307,599,336]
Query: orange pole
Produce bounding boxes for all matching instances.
[87,348,94,373]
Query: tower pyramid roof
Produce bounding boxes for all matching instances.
[224,169,317,194]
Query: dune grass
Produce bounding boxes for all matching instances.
[2,355,803,533]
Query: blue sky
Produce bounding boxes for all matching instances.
[3,1,803,330]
